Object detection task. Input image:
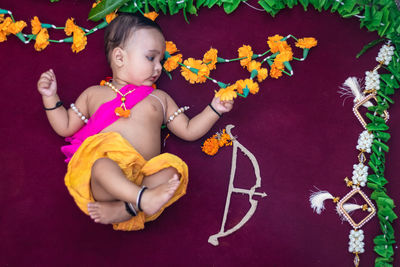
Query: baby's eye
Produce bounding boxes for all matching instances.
[147,56,155,61]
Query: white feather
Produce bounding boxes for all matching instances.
[338,77,373,108]
[310,190,334,214]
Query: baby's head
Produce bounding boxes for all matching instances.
[104,13,166,86]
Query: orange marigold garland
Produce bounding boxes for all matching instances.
[202,129,233,156]
[170,34,317,101]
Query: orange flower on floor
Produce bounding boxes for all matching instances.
[202,129,232,156]
[34,28,49,51]
[270,64,283,79]
[203,48,218,70]
[64,18,76,36]
[257,68,268,82]
[235,79,259,95]
[71,27,87,53]
[181,58,209,84]
[166,41,178,55]
[238,45,253,68]
[164,53,182,72]
[0,14,4,23]
[202,137,220,156]
[31,16,41,35]
[144,12,159,21]
[8,20,27,35]
[0,17,12,42]
[217,129,232,147]
[105,12,118,24]
[215,84,237,101]
[296,37,318,49]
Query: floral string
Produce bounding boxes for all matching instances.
[163,34,317,102]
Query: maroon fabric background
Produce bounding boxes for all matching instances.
[0,1,399,266]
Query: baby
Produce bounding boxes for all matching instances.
[37,13,233,230]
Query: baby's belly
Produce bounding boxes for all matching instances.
[101,121,162,160]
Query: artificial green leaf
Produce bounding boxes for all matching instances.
[356,38,385,58]
[367,122,389,131]
[366,112,386,124]
[373,131,391,142]
[89,0,131,21]
[374,244,394,258]
[381,73,400,89]
[378,207,398,222]
[373,139,389,152]
[298,0,309,11]
[196,0,208,8]
[157,0,167,14]
[369,160,379,173]
[223,0,241,14]
[375,257,394,267]
[380,220,395,239]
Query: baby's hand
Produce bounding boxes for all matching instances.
[211,97,234,114]
[37,69,57,97]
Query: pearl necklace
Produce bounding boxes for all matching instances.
[104,81,136,118]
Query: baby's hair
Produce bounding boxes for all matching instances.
[104,13,163,63]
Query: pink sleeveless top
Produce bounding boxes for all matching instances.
[61,84,154,162]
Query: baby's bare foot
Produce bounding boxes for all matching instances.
[87,201,132,224]
[140,174,180,216]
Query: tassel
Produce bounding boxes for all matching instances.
[338,77,372,108]
[336,203,362,221]
[309,190,334,214]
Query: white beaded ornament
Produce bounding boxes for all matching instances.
[70,103,88,123]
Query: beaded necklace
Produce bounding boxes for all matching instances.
[104,81,136,118]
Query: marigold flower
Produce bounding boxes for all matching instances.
[235,79,259,95]
[296,37,317,49]
[238,45,253,68]
[8,20,27,35]
[275,50,293,63]
[34,28,49,51]
[247,60,261,72]
[166,41,178,55]
[0,17,12,42]
[71,27,87,53]
[92,1,101,8]
[215,84,237,101]
[203,48,218,70]
[105,12,118,24]
[181,58,209,84]
[267,34,285,53]
[202,137,220,156]
[163,53,182,72]
[270,64,283,79]
[273,60,284,70]
[257,68,268,82]
[197,64,210,83]
[0,14,5,23]
[144,12,159,21]
[65,18,76,36]
[31,16,42,35]
[217,130,232,147]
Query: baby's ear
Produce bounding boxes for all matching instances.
[111,47,125,67]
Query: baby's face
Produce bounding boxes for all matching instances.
[122,28,166,87]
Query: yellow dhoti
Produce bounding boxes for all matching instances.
[64,132,189,231]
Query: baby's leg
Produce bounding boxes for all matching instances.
[88,158,180,224]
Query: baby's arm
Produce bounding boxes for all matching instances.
[164,93,234,141]
[37,69,89,137]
